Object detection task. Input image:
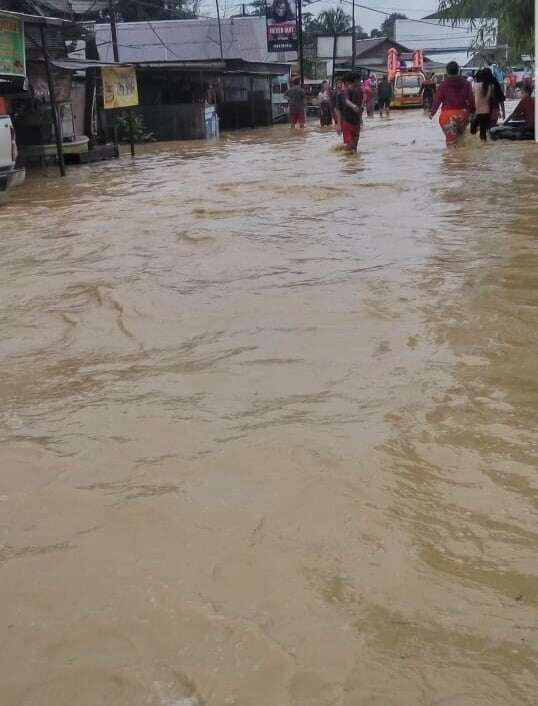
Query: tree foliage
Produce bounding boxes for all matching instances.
[380,12,407,39]
[315,8,352,36]
[436,0,534,54]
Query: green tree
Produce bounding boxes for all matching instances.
[315,8,352,85]
[380,12,407,39]
[436,0,534,54]
[316,8,352,35]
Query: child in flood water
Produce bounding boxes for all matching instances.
[335,72,363,151]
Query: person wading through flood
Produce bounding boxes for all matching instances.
[420,72,437,112]
[335,72,363,151]
[318,80,333,127]
[430,61,475,146]
[377,75,393,117]
[362,74,375,118]
[487,67,506,128]
[286,77,306,130]
[471,69,494,141]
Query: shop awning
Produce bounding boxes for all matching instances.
[51,58,132,70]
[0,9,70,26]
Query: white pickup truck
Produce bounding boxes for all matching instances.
[0,112,25,205]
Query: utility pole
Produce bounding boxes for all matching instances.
[108,0,135,156]
[297,0,304,83]
[108,0,119,62]
[351,0,356,70]
[215,0,224,60]
[40,25,66,177]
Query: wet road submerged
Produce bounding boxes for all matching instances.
[1,111,537,706]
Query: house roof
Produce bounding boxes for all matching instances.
[94,16,297,65]
[394,18,498,52]
[355,36,411,57]
[71,0,108,13]
[25,0,73,15]
[0,7,69,25]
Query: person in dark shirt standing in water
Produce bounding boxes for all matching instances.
[419,72,437,112]
[286,77,306,129]
[377,75,393,117]
[335,72,363,151]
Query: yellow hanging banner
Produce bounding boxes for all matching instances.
[102,66,139,110]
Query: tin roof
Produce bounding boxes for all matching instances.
[0,7,70,25]
[93,17,297,65]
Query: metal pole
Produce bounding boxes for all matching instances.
[297,0,304,84]
[39,25,65,177]
[108,0,135,156]
[331,33,337,87]
[108,0,120,62]
[269,73,273,125]
[215,0,224,60]
[351,0,356,70]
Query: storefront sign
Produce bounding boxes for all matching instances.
[265,0,298,53]
[0,15,26,78]
[102,66,139,109]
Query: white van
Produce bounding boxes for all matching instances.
[0,112,25,205]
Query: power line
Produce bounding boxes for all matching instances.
[146,19,182,58]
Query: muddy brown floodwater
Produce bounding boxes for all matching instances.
[1,111,537,706]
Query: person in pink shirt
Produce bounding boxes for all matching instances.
[362,75,375,118]
[430,61,476,146]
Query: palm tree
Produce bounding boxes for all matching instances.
[316,8,352,86]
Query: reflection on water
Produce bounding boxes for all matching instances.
[1,112,537,706]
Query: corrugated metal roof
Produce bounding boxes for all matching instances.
[29,0,72,16]
[354,36,410,57]
[427,51,474,67]
[0,7,69,25]
[395,18,497,51]
[94,17,297,64]
[71,0,108,13]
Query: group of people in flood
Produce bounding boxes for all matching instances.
[287,72,392,151]
[316,74,394,127]
[286,61,535,151]
[430,61,535,145]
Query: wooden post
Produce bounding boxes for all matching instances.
[127,110,135,156]
[39,25,65,176]
[250,76,255,128]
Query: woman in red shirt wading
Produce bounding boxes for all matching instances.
[430,61,476,146]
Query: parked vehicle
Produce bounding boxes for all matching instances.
[387,48,425,109]
[0,108,25,205]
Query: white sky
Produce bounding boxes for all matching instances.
[199,0,440,33]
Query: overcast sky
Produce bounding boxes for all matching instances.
[199,1,441,33]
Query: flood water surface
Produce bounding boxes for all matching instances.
[1,112,537,706]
